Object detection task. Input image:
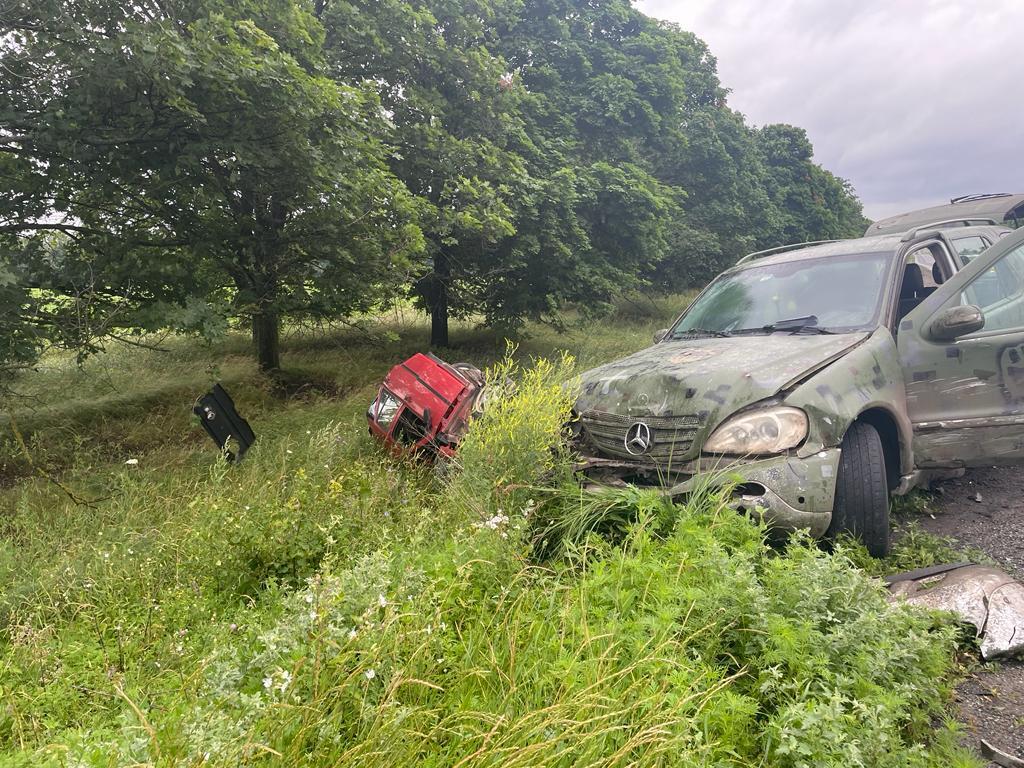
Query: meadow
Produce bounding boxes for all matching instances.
[0,298,982,767]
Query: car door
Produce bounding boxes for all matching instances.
[897,227,1024,467]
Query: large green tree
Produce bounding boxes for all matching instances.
[1,0,870,371]
[320,0,527,346]
[0,0,422,371]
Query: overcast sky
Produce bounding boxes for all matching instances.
[636,0,1022,221]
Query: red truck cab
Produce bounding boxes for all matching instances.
[367,353,485,458]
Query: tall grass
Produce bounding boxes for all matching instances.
[0,306,982,767]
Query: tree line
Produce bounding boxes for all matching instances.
[0,0,868,374]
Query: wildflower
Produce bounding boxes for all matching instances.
[377,594,388,608]
[347,628,357,640]
[124,458,139,466]
[364,669,376,680]
[263,676,273,690]
[481,512,509,530]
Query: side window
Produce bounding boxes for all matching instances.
[960,241,1024,333]
[907,246,940,288]
[951,236,989,263]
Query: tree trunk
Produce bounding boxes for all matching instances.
[252,309,281,372]
[429,250,450,348]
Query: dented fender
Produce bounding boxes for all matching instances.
[786,328,914,477]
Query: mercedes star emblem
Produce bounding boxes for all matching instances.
[624,421,653,455]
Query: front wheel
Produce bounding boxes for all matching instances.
[826,421,890,557]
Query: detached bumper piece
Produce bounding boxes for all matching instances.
[368,353,485,458]
[888,563,1024,660]
[194,384,256,461]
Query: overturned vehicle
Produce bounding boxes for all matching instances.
[367,353,487,458]
[371,222,1024,558]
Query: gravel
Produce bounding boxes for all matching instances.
[914,467,1024,762]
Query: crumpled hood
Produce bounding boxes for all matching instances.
[575,332,869,426]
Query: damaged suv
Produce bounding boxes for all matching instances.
[573,223,1024,556]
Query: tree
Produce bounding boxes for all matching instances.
[756,124,869,244]
[320,0,525,347]
[0,0,422,371]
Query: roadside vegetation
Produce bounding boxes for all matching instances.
[0,302,982,766]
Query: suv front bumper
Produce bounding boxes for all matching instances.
[580,448,841,537]
[666,449,841,537]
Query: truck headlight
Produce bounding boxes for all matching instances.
[703,406,808,455]
[372,390,402,428]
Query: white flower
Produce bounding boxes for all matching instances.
[263,676,273,690]
[364,669,376,680]
[124,458,139,466]
[347,628,357,640]
[481,513,509,530]
[377,594,388,608]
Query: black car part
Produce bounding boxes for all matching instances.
[193,384,256,461]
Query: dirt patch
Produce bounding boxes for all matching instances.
[923,468,1024,580]
[954,661,1024,759]
[917,467,1024,761]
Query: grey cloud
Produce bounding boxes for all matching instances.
[637,0,1023,220]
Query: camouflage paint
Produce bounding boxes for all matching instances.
[897,229,1024,468]
[574,327,914,533]
[574,332,870,461]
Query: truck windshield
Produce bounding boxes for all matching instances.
[673,251,893,336]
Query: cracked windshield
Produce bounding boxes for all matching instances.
[674,251,892,335]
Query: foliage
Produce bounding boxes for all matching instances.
[1,0,424,371]
[0,313,981,767]
[448,347,578,510]
[1,0,874,373]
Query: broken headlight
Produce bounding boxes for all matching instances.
[372,390,402,429]
[703,406,808,455]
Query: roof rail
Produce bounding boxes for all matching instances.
[735,240,842,266]
[950,193,1011,204]
[900,217,1000,242]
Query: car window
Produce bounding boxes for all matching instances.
[674,251,893,334]
[960,241,1024,333]
[951,236,989,263]
[907,246,940,288]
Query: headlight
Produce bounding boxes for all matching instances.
[372,390,402,428]
[703,406,808,455]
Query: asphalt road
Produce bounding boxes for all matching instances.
[917,467,1024,761]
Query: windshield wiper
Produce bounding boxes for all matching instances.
[671,327,732,339]
[734,316,837,335]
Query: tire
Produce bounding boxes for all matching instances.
[826,421,890,558]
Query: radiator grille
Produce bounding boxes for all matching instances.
[579,410,704,462]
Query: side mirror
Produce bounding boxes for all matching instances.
[653,328,669,344]
[928,305,985,341]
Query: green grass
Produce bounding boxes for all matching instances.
[0,299,983,767]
